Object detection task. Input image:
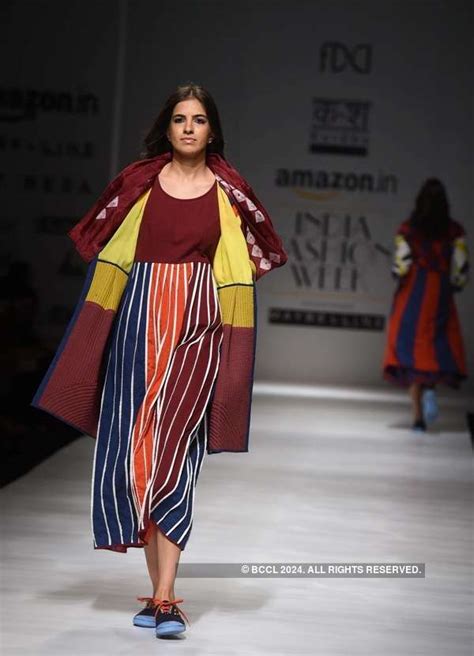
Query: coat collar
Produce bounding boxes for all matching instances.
[68,152,287,279]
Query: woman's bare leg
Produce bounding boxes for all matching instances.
[143,523,159,594]
[154,526,181,600]
[409,382,423,423]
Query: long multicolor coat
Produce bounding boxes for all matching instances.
[383,218,468,388]
[32,152,287,453]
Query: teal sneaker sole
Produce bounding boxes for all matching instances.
[133,616,156,628]
[156,621,186,637]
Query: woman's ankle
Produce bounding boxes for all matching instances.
[154,588,176,601]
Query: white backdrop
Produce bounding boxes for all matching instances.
[2,0,472,391]
[119,0,474,391]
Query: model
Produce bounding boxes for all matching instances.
[32,82,287,638]
[383,178,469,431]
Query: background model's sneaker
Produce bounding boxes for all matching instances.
[422,389,439,424]
[133,596,157,628]
[154,598,189,638]
[412,418,427,432]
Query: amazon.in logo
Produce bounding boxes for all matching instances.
[320,42,372,74]
[0,87,99,122]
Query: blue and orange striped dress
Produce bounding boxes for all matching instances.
[383,218,469,388]
[91,175,223,552]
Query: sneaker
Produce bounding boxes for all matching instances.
[154,598,189,637]
[412,419,427,432]
[422,388,439,424]
[133,596,157,628]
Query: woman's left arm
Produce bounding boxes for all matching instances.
[451,234,469,291]
[392,233,412,279]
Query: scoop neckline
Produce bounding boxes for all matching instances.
[157,174,217,201]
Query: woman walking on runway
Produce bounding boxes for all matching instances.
[32,83,287,638]
[383,178,469,431]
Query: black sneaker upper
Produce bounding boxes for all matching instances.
[155,603,186,627]
[136,605,156,618]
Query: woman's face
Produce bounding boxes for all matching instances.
[167,97,213,157]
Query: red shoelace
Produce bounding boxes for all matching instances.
[136,596,190,625]
[136,596,155,609]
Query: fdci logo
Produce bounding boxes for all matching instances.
[310,98,371,157]
[320,42,372,74]
[0,87,99,122]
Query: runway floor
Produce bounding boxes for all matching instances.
[1,389,473,655]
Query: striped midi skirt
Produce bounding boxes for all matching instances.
[91,260,223,552]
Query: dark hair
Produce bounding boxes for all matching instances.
[140,82,225,159]
[409,178,451,239]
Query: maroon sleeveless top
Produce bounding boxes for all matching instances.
[135,175,220,264]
